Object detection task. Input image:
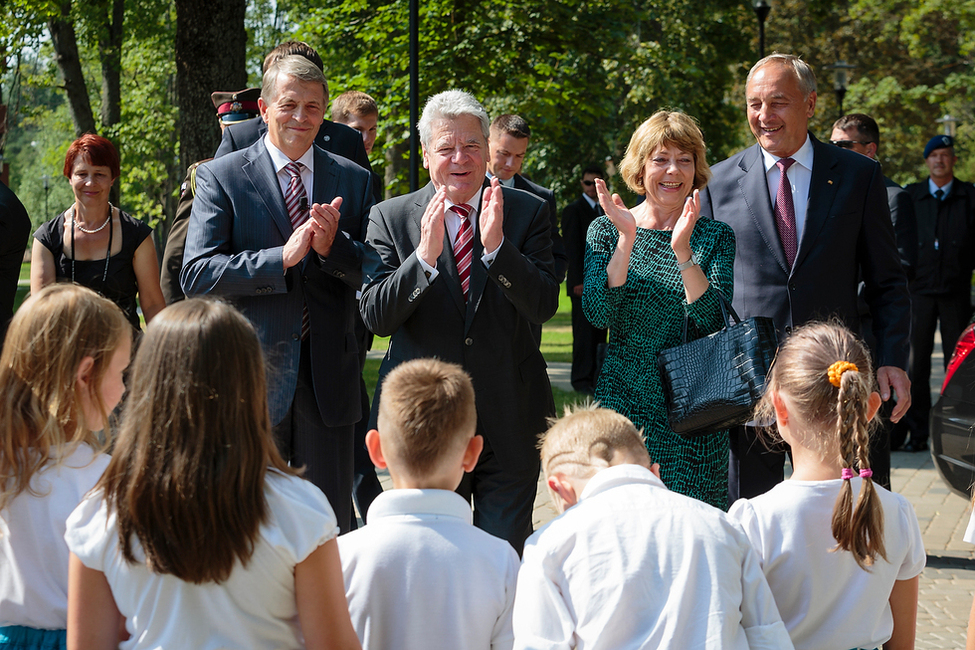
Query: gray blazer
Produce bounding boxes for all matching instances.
[181,139,375,425]
[360,181,559,471]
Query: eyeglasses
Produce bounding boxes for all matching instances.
[582,179,601,186]
[829,140,873,149]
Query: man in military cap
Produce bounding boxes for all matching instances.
[160,88,262,304]
[897,135,975,451]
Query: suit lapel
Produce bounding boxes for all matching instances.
[311,146,339,208]
[796,136,839,270]
[242,142,292,242]
[739,144,789,274]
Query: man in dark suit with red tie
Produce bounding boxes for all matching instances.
[699,54,911,502]
[360,91,559,553]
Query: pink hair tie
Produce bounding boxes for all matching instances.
[859,469,873,479]
[841,468,856,480]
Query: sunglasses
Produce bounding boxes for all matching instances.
[829,140,873,149]
[582,179,602,186]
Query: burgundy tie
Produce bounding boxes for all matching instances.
[774,157,797,267]
[451,204,474,301]
[284,162,310,339]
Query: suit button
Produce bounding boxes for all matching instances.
[465,337,473,346]
[789,283,796,291]
[292,333,300,340]
[785,326,792,335]
[335,271,345,278]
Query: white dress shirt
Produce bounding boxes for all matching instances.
[929,177,953,198]
[760,134,814,246]
[513,464,793,650]
[339,489,519,650]
[264,135,314,200]
[729,478,925,650]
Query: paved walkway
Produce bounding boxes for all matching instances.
[368,344,975,647]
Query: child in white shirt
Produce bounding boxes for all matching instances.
[338,358,519,650]
[0,284,131,650]
[512,403,794,650]
[729,322,925,650]
[64,299,361,650]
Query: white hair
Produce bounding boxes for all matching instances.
[417,90,490,148]
[747,53,817,97]
[261,55,328,104]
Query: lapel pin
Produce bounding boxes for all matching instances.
[828,180,833,185]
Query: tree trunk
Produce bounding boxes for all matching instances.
[175,0,246,171]
[48,1,97,137]
[99,0,123,129]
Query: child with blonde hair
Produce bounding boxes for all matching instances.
[338,358,519,650]
[513,403,793,650]
[729,322,925,650]
[65,299,360,649]
[0,284,131,649]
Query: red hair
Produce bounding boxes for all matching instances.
[63,134,120,179]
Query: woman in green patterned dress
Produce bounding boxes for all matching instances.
[584,111,735,509]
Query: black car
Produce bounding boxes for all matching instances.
[930,320,975,497]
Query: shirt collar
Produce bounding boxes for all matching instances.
[929,177,953,198]
[760,133,814,173]
[264,134,315,175]
[445,187,484,216]
[578,464,667,502]
[485,170,516,188]
[365,488,474,524]
[583,194,598,210]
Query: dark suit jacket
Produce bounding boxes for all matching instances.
[512,174,567,283]
[885,177,918,281]
[904,177,975,296]
[360,182,559,471]
[0,181,30,344]
[700,134,910,370]
[561,195,600,296]
[181,140,375,426]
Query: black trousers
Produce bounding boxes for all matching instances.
[569,295,607,394]
[893,291,972,447]
[273,341,355,533]
[456,435,539,556]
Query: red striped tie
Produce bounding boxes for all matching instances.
[451,203,474,301]
[285,162,310,339]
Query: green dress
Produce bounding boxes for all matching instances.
[584,216,736,510]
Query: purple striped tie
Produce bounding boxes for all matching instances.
[285,162,310,339]
[451,204,474,301]
[774,157,797,267]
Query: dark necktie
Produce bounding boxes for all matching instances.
[284,162,310,339]
[935,189,944,201]
[774,158,798,267]
[451,204,474,301]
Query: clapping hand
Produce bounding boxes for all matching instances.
[671,189,700,260]
[417,186,447,267]
[595,178,636,241]
[480,176,504,253]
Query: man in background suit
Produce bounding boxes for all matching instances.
[181,56,374,533]
[214,41,374,187]
[700,54,911,502]
[360,91,559,553]
[487,114,567,283]
[0,180,30,347]
[830,113,918,478]
[560,165,608,394]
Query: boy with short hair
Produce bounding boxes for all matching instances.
[338,358,519,650]
[513,404,794,650]
[331,90,379,155]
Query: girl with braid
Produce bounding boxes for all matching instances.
[729,322,924,650]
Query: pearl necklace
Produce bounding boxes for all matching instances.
[72,203,113,233]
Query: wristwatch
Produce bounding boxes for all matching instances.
[677,252,698,272]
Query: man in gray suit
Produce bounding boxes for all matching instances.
[181,55,374,532]
[700,54,911,502]
[360,91,559,553]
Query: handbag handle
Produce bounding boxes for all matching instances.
[680,290,740,343]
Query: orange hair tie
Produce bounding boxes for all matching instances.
[827,361,858,387]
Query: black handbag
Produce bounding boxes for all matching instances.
[657,293,777,436]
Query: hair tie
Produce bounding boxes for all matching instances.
[827,361,858,387]
[841,467,856,480]
[859,468,873,479]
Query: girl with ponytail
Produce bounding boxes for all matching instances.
[729,322,924,650]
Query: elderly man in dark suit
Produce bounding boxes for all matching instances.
[486,113,567,283]
[0,180,31,347]
[561,165,608,394]
[181,55,375,533]
[700,54,911,502]
[360,90,559,553]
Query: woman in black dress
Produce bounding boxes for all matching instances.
[31,134,165,330]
